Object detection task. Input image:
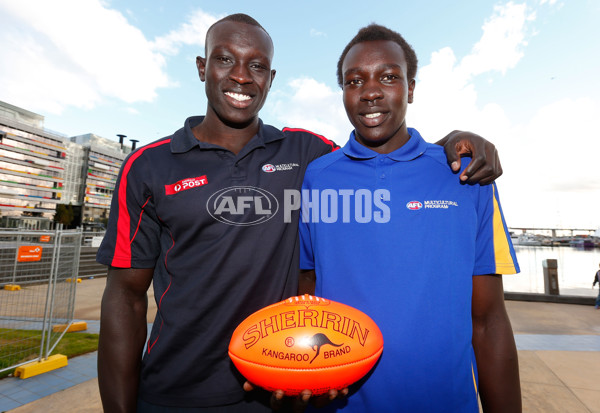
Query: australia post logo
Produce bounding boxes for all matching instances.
[207,186,279,226]
[165,175,208,195]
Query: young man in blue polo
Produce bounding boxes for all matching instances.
[299,24,522,412]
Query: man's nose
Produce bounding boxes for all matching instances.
[229,63,252,84]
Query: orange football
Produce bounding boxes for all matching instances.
[229,294,383,396]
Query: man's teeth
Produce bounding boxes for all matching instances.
[225,92,251,101]
[365,113,382,119]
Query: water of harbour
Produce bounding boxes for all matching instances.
[503,245,600,297]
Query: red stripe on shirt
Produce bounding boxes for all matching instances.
[147,220,174,353]
[112,139,171,268]
[282,127,339,151]
[130,196,152,245]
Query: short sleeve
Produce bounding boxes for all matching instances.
[473,183,520,275]
[96,151,162,269]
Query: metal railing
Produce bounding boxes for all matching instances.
[79,231,107,279]
[0,228,82,373]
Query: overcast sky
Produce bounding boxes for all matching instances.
[0,0,598,230]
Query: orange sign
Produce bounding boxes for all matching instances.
[40,235,51,242]
[17,246,43,262]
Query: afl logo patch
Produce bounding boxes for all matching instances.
[406,201,422,210]
[262,164,276,173]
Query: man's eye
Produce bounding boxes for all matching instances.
[345,79,362,86]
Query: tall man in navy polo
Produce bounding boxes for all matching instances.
[97,14,505,412]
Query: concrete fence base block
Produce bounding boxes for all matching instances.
[14,354,68,379]
[52,321,88,333]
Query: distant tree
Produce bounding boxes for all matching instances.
[54,203,74,227]
[22,210,44,217]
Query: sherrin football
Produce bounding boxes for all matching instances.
[228,294,383,396]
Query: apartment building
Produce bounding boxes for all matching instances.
[0,100,131,229]
[72,133,129,226]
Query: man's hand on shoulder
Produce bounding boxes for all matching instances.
[436,130,502,185]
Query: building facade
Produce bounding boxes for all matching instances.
[0,100,131,229]
[72,134,129,227]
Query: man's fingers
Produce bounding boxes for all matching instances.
[290,391,311,413]
[460,151,502,184]
[300,390,311,403]
[445,141,464,171]
[310,387,349,408]
[441,131,503,185]
[267,387,349,411]
[462,168,497,184]
[270,390,285,410]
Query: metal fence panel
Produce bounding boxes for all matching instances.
[0,229,82,373]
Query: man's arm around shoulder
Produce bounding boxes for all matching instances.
[98,267,154,413]
[472,274,522,413]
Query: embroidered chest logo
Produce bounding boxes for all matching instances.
[261,163,300,173]
[406,199,459,210]
[165,175,208,195]
[423,200,459,209]
[406,201,422,210]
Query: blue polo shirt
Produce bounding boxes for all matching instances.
[97,116,337,407]
[299,128,519,412]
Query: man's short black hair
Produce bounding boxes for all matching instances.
[337,23,418,88]
[205,13,273,54]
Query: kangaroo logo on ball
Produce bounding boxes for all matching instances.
[307,333,343,363]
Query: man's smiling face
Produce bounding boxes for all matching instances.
[198,20,276,128]
[342,40,415,153]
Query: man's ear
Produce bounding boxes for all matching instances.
[269,69,277,89]
[408,78,416,103]
[196,56,207,82]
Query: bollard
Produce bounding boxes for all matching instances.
[542,259,559,295]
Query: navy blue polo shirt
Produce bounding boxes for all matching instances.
[97,116,336,407]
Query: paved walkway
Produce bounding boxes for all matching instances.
[1,278,599,412]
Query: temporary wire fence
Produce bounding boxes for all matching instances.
[0,228,82,374]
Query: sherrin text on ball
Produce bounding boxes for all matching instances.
[228,294,383,395]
